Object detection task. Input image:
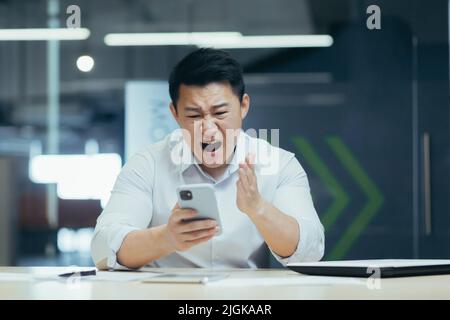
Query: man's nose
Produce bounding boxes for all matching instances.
[202,119,218,140]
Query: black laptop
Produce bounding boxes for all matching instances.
[287,259,450,278]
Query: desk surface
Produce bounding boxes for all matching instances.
[1,266,450,299]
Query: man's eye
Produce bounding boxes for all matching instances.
[215,112,227,116]
[187,115,201,118]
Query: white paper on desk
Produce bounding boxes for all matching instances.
[206,275,365,287]
[0,273,34,282]
[90,271,162,282]
[0,272,79,282]
[0,271,161,282]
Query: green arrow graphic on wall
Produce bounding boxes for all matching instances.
[292,137,350,232]
[292,136,384,260]
[325,136,384,260]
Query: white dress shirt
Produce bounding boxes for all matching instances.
[91,130,324,269]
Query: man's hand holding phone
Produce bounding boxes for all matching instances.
[164,203,220,252]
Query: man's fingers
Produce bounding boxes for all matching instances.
[173,207,198,222]
[185,232,216,245]
[179,219,217,233]
[239,162,257,191]
[182,226,218,241]
[236,179,245,195]
[238,169,250,194]
[245,165,256,187]
[246,154,256,170]
[238,167,250,189]
[245,154,257,181]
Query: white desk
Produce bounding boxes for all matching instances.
[0,266,449,299]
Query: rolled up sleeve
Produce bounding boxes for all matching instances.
[269,155,325,265]
[91,152,154,270]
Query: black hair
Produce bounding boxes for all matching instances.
[169,48,245,111]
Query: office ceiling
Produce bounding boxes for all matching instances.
[0,0,446,155]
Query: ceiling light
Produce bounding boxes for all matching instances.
[104,32,242,46]
[0,28,90,41]
[76,55,95,72]
[104,32,333,48]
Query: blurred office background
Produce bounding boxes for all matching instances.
[0,0,448,267]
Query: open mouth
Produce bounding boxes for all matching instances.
[201,141,222,153]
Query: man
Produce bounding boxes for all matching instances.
[91,48,324,270]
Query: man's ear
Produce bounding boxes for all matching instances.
[169,102,181,125]
[240,93,250,120]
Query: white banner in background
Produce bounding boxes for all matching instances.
[125,81,178,161]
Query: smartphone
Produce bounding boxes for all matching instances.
[176,183,222,236]
[142,273,228,284]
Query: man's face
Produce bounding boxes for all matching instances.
[170,82,249,169]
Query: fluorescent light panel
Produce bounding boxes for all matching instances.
[216,35,333,48]
[0,28,90,40]
[104,32,243,46]
[104,32,333,48]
